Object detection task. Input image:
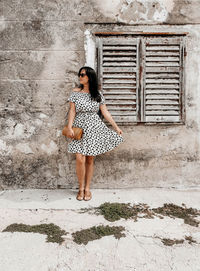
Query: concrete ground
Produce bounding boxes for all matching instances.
[0,188,200,271]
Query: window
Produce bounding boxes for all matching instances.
[95,34,186,125]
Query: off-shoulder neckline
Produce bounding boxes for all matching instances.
[72,91,90,94]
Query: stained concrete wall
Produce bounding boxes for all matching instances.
[0,0,200,189]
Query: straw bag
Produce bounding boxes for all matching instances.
[62,125,83,140]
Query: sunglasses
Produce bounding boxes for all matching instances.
[79,73,87,78]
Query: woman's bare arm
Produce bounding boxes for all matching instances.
[100,104,119,131]
[67,102,76,128]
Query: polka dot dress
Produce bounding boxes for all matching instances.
[67,91,124,156]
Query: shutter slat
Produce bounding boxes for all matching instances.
[146,110,179,115]
[146,79,179,83]
[103,91,136,95]
[146,67,179,72]
[146,84,179,89]
[102,38,138,45]
[146,88,179,95]
[103,57,136,61]
[146,51,179,56]
[146,100,179,105]
[146,56,179,61]
[103,79,136,84]
[107,106,136,110]
[103,74,136,79]
[105,95,136,99]
[103,67,137,72]
[146,106,179,110]
[146,46,179,51]
[110,111,136,116]
[103,62,136,67]
[105,116,137,123]
[106,100,136,105]
[103,52,137,56]
[146,116,180,122]
[146,73,179,79]
[103,86,135,89]
[146,62,179,67]
[103,46,137,50]
[146,94,179,99]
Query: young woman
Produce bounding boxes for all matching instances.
[66,66,124,201]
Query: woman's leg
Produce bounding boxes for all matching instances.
[75,153,86,191]
[85,155,94,192]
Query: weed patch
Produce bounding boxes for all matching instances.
[185,235,197,244]
[152,203,200,227]
[161,235,197,246]
[95,202,154,222]
[72,225,126,245]
[89,202,200,227]
[2,223,68,244]
[161,238,185,246]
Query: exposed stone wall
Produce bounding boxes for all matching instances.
[0,0,200,189]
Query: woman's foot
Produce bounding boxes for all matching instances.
[76,189,84,201]
[84,189,92,201]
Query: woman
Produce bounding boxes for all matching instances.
[66,66,124,201]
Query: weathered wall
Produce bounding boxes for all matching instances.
[0,0,200,189]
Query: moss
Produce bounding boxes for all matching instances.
[2,223,68,244]
[72,225,126,245]
[152,203,200,227]
[185,235,197,244]
[161,238,185,246]
[94,202,154,222]
[87,202,199,228]
[161,235,197,246]
[96,202,136,221]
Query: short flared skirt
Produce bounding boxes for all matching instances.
[67,112,124,156]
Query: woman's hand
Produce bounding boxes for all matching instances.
[115,127,123,135]
[66,127,74,139]
[100,105,124,136]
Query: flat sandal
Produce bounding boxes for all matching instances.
[76,190,84,201]
[84,190,92,201]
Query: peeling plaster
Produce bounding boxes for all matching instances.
[0,16,7,32]
[2,119,36,141]
[84,30,96,68]
[13,123,36,139]
[34,119,43,126]
[166,0,200,24]
[41,140,58,155]
[15,143,34,154]
[39,113,48,119]
[152,0,174,21]
[153,7,168,21]
[117,0,175,24]
[13,124,25,138]
[92,0,121,18]
[160,0,174,12]
[0,140,13,156]
[36,35,67,106]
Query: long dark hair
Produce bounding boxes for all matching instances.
[78,66,103,119]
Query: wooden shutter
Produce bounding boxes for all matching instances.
[97,37,140,124]
[143,36,185,123]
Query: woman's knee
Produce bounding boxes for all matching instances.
[86,156,94,165]
[76,153,86,164]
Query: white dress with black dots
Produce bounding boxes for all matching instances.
[67,91,124,156]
